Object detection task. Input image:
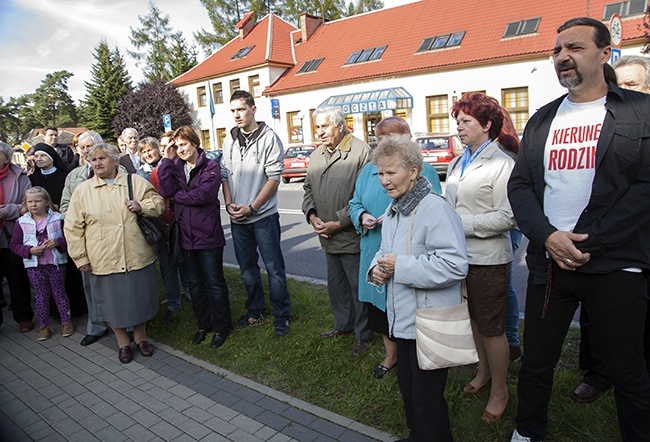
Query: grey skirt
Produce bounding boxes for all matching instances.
[89,263,159,329]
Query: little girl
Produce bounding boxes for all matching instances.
[10,187,74,340]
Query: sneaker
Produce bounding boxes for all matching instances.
[234,314,265,330]
[61,322,75,337]
[511,429,539,442]
[37,326,53,341]
[19,320,34,333]
[274,319,290,337]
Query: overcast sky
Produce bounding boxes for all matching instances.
[0,0,414,104]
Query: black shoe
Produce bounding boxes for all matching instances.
[163,310,175,325]
[192,329,210,345]
[274,319,290,337]
[80,332,106,346]
[210,332,227,348]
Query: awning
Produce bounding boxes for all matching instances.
[319,87,413,114]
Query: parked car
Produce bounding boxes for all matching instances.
[414,133,463,178]
[281,144,316,183]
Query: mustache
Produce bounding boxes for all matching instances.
[557,60,576,71]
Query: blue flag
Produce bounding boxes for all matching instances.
[208,84,215,117]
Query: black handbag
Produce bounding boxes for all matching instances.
[167,205,184,266]
[127,174,163,245]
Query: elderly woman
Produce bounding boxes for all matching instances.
[350,117,442,379]
[137,137,182,324]
[0,142,33,332]
[368,134,468,442]
[158,126,232,349]
[64,143,164,363]
[444,92,517,423]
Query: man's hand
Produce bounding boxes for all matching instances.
[309,215,341,238]
[545,231,590,271]
[227,203,249,222]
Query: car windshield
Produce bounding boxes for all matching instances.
[285,147,314,158]
[416,138,449,150]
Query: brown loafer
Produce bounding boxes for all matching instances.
[319,329,354,339]
[351,339,371,356]
[118,345,132,364]
[137,340,154,357]
[570,382,602,403]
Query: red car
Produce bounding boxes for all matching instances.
[414,134,463,178]
[281,144,316,183]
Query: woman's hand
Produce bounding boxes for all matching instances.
[78,264,92,272]
[377,254,396,276]
[371,265,390,285]
[125,199,142,213]
[361,212,381,230]
[163,141,177,160]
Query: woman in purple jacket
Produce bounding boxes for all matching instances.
[158,126,232,349]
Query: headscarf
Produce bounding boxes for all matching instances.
[33,143,69,173]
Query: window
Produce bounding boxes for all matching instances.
[248,75,261,97]
[201,130,211,150]
[231,45,254,59]
[197,86,207,107]
[417,32,465,52]
[287,111,303,143]
[297,58,324,74]
[426,95,450,133]
[345,46,387,65]
[230,79,240,95]
[502,87,529,132]
[503,18,540,38]
[213,83,223,104]
[603,0,647,19]
[216,128,226,150]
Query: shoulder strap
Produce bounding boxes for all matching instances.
[126,173,133,200]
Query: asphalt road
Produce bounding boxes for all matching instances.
[220,180,530,315]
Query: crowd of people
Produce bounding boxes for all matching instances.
[2,15,650,442]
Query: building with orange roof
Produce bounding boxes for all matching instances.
[171,0,647,150]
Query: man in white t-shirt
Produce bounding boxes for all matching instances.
[508,17,650,442]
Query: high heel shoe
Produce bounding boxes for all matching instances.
[481,392,509,423]
[462,377,491,395]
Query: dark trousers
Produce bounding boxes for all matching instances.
[183,247,231,334]
[579,277,650,390]
[516,265,650,441]
[0,248,32,323]
[396,339,452,442]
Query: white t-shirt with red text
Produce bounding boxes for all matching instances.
[543,95,606,232]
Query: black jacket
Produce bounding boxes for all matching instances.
[508,83,650,283]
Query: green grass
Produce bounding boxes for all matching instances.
[148,268,620,441]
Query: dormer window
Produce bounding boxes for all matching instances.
[503,18,540,38]
[231,45,255,60]
[417,32,465,52]
[345,46,387,65]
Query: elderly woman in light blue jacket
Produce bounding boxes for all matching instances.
[368,135,468,442]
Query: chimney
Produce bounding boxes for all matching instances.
[299,13,323,42]
[236,11,256,39]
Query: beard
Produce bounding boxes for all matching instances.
[557,60,583,89]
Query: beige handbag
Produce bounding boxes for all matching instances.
[406,204,478,370]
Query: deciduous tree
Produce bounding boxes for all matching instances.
[113,81,193,138]
[30,70,78,128]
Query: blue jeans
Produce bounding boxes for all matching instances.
[505,228,522,347]
[231,213,290,321]
[156,234,181,312]
[183,247,231,334]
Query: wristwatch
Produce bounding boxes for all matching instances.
[248,204,258,216]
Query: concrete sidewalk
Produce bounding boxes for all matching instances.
[0,313,394,442]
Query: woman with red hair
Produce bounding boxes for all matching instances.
[444,92,516,423]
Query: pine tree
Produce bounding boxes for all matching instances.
[168,33,199,80]
[30,71,78,128]
[83,40,133,142]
